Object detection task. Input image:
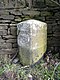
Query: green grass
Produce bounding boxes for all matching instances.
[0,60,60,80]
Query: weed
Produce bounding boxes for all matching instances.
[0,60,60,80]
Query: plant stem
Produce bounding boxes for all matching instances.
[50,0,60,7]
[51,62,60,80]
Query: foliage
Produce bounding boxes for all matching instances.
[0,59,60,80]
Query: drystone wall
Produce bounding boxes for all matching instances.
[0,0,60,62]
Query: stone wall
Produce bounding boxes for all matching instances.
[0,0,60,62]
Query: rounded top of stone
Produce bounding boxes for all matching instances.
[17,19,47,26]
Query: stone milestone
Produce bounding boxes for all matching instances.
[17,19,47,65]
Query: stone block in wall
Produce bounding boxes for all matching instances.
[58,21,60,24]
[47,29,53,34]
[47,37,53,45]
[0,30,7,35]
[10,27,17,35]
[3,35,16,39]
[0,48,17,54]
[53,26,60,31]
[53,28,60,32]
[0,43,12,49]
[0,36,1,39]
[22,10,40,17]
[0,39,5,43]
[53,32,60,36]
[54,12,60,17]
[8,28,11,35]
[47,23,58,36]
[12,43,18,48]
[53,35,60,37]
[10,10,22,16]
[47,24,53,33]
[0,15,14,20]
[53,37,60,41]
[0,24,9,26]
[47,41,52,46]
[22,16,30,21]
[39,17,45,21]
[46,20,55,24]
[46,16,56,21]
[41,11,52,16]
[47,33,53,37]
[53,42,60,47]
[0,10,9,15]
[34,16,45,21]
[0,0,4,8]
[15,18,22,22]
[10,24,17,27]
[6,39,17,43]
[11,21,16,24]
[47,37,60,47]
[34,0,46,8]
[0,20,11,23]
[0,24,8,30]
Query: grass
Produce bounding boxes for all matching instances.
[0,58,60,80]
[0,52,60,80]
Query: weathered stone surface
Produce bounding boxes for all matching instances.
[0,10,9,15]
[0,43,12,49]
[55,12,60,17]
[41,11,52,16]
[0,1,4,8]
[47,39,59,46]
[0,0,60,58]
[10,24,17,27]
[10,10,22,16]
[6,39,17,43]
[0,20,10,23]
[53,31,60,35]
[8,28,11,35]
[12,43,18,48]
[53,34,60,37]
[22,16,30,20]
[0,30,7,35]
[22,10,40,16]
[53,37,60,41]
[58,21,60,24]
[0,25,8,30]
[15,18,22,22]
[48,29,52,34]
[37,17,45,21]
[0,48,17,54]
[3,35,16,39]
[0,39,5,43]
[53,28,60,32]
[46,21,55,24]
[0,15,14,20]
[46,16,55,20]
[17,19,47,65]
[49,41,59,46]
[47,24,53,33]
[10,27,17,35]
[0,24,9,26]
[0,36,1,39]
[11,21,16,24]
